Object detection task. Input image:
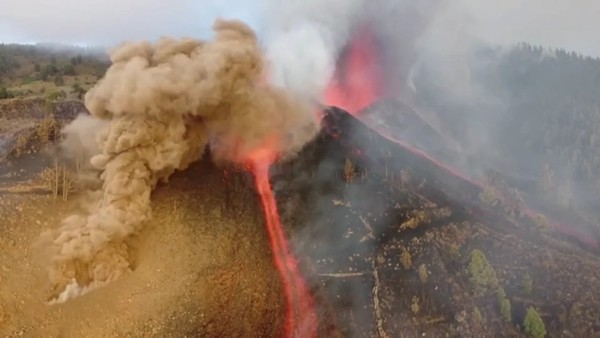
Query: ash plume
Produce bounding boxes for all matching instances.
[41,18,319,297]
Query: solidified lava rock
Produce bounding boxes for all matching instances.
[272,106,600,337]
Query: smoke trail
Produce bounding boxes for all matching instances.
[41,19,319,297]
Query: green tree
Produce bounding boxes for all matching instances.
[53,76,64,86]
[40,63,59,81]
[468,249,498,291]
[523,307,546,338]
[500,298,511,322]
[62,63,76,76]
[496,287,506,303]
[47,90,66,101]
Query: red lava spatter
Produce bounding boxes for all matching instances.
[247,147,317,338]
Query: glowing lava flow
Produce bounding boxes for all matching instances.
[247,148,317,338]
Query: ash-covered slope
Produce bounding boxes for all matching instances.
[272,107,600,337]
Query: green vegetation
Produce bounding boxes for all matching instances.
[0,43,108,101]
[468,249,498,291]
[495,287,512,322]
[523,307,547,338]
[522,273,533,295]
[496,287,506,303]
[0,86,14,99]
[500,298,511,322]
[448,243,461,261]
[418,43,600,212]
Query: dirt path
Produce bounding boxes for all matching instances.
[0,162,284,337]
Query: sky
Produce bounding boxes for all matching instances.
[0,0,599,57]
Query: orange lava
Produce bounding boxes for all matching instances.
[246,146,317,338]
[324,26,383,114]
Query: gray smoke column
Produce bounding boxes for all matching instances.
[42,19,319,297]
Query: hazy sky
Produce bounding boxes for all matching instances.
[0,0,599,57]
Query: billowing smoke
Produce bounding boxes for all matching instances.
[260,0,449,103]
[262,0,367,101]
[41,19,319,297]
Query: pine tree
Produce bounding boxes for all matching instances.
[523,307,546,338]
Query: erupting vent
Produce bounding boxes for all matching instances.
[325,26,383,113]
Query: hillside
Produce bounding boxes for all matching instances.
[273,107,600,336]
[1,103,598,337]
[0,42,599,337]
[0,44,108,101]
[414,43,600,233]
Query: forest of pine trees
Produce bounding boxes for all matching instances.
[416,43,600,213]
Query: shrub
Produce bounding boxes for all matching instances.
[411,296,420,315]
[400,247,412,270]
[0,86,14,99]
[500,298,512,322]
[418,264,428,283]
[472,306,483,323]
[13,132,29,156]
[36,113,57,144]
[448,243,461,261]
[496,287,506,303]
[522,273,533,295]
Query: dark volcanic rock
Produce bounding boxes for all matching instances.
[272,106,600,337]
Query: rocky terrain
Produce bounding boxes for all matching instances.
[0,100,599,337]
[273,107,600,337]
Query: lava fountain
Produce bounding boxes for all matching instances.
[324,25,384,113]
[246,144,317,338]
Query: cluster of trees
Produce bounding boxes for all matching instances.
[491,44,600,184]
[0,51,19,76]
[468,249,546,337]
[416,43,600,213]
[0,44,108,93]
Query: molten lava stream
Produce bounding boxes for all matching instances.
[249,158,317,338]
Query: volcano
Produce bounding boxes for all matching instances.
[269,105,600,337]
[1,99,600,336]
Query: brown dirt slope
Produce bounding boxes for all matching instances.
[0,158,284,337]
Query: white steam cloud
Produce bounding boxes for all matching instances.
[262,0,367,101]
